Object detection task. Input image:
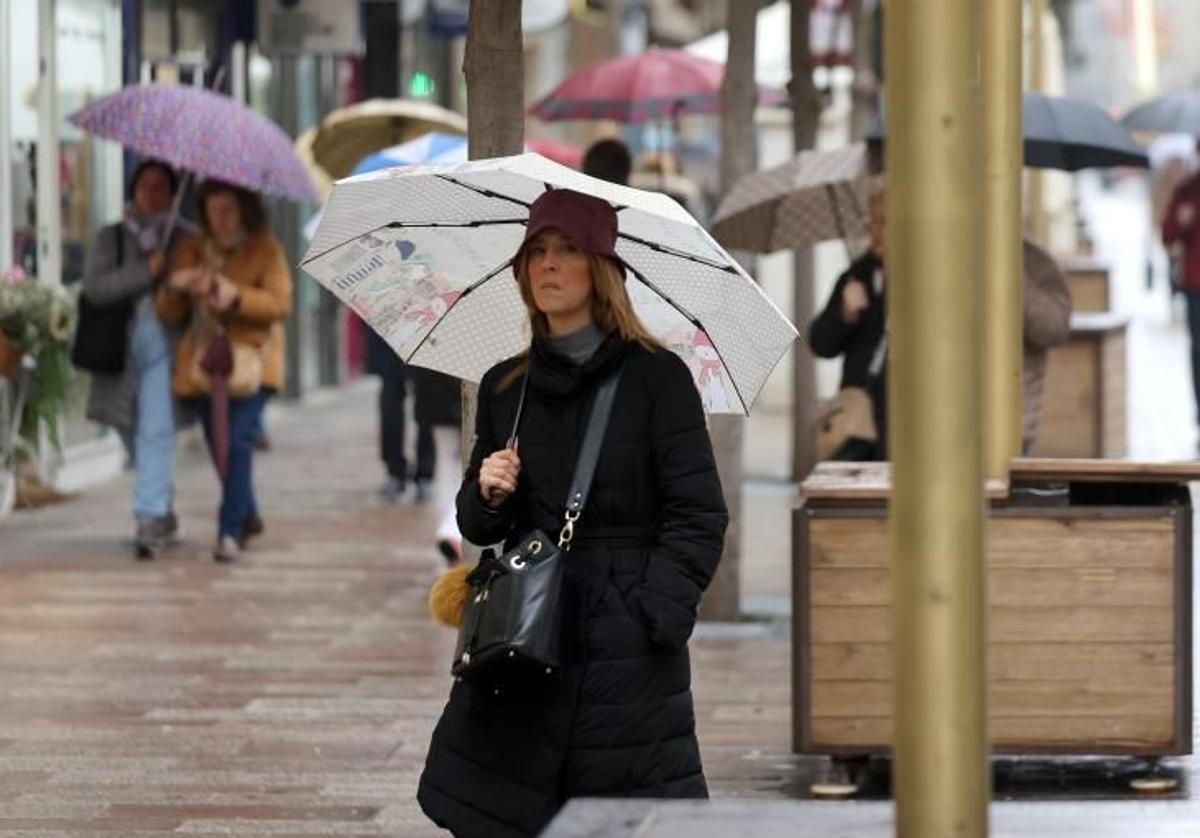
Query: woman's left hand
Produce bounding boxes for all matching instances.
[210,275,240,313]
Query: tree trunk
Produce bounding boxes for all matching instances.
[461,1,525,553]
[790,0,823,482]
[700,1,758,622]
[464,2,525,160]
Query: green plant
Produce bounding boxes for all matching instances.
[0,267,76,451]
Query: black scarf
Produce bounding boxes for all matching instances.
[528,330,628,399]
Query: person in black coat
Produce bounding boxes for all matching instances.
[809,190,888,459]
[364,326,405,497]
[418,189,728,838]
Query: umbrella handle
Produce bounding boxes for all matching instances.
[162,171,192,245]
[160,65,226,247]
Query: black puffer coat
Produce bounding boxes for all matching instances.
[418,333,728,838]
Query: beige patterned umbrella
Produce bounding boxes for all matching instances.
[295,99,468,199]
[711,143,872,254]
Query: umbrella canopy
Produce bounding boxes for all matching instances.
[868,92,1149,171]
[711,144,871,254]
[353,132,467,174]
[295,98,468,196]
[301,153,797,414]
[353,134,585,177]
[1023,92,1148,170]
[1123,91,1200,137]
[526,137,584,169]
[68,84,317,201]
[529,47,784,123]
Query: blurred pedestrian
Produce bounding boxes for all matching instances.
[582,137,631,186]
[157,181,293,563]
[419,189,727,837]
[810,188,888,461]
[1162,162,1200,435]
[411,367,461,502]
[81,160,191,559]
[365,328,416,502]
[811,190,1069,460]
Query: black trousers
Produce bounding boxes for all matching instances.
[415,421,435,481]
[379,370,435,483]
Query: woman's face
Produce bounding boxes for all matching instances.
[132,167,173,217]
[526,228,593,328]
[205,191,243,246]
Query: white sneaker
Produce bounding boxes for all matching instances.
[213,535,240,563]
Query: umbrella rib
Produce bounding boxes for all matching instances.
[404,258,518,364]
[435,174,534,209]
[625,264,750,415]
[616,232,739,275]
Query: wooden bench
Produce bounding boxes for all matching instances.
[793,459,1195,757]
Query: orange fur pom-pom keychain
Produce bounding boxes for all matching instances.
[428,562,475,628]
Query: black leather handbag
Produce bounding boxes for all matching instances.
[451,361,624,683]
[72,225,133,375]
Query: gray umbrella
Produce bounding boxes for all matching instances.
[869,92,1148,171]
[1122,91,1200,136]
[711,144,871,256]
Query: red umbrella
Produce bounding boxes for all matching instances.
[529,47,783,124]
[526,137,583,169]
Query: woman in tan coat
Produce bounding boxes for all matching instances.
[157,181,293,562]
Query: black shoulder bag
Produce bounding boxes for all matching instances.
[72,225,135,375]
[452,360,624,683]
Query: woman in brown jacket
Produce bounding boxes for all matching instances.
[157,181,293,562]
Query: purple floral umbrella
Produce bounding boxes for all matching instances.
[68,84,317,202]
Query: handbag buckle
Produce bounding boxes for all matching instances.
[558,509,580,551]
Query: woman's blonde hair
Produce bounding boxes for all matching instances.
[497,249,661,392]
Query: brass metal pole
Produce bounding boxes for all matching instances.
[887,0,989,834]
[1028,0,1047,243]
[983,0,1025,476]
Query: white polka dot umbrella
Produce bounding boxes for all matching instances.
[301,153,797,415]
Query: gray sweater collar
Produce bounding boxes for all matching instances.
[544,322,606,366]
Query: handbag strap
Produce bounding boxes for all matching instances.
[559,364,623,550]
[502,354,625,550]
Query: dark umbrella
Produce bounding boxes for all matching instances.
[1122,91,1200,136]
[869,92,1149,171]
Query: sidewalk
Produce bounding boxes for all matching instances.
[0,380,798,836]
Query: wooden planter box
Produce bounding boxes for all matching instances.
[1031,313,1127,459]
[793,460,1195,757]
[1061,258,1111,313]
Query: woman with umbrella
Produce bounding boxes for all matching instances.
[81,160,192,559]
[156,181,293,563]
[417,189,729,837]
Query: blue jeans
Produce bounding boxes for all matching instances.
[196,389,267,540]
[130,314,176,520]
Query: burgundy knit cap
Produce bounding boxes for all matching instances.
[514,189,626,276]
